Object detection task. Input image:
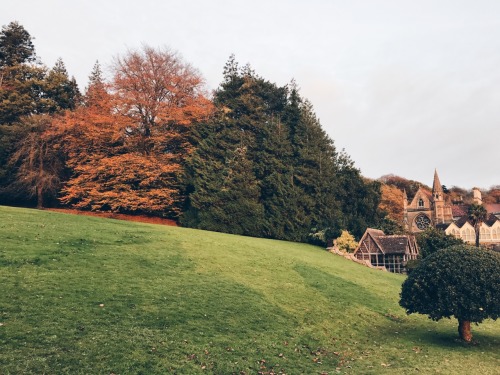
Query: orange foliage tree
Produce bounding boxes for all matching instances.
[379,183,404,223]
[54,52,213,217]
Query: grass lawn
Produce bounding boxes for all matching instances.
[0,205,498,374]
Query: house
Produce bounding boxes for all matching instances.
[353,228,419,273]
[403,170,500,246]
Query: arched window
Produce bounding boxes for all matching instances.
[480,227,491,240]
[462,228,474,242]
[418,198,424,208]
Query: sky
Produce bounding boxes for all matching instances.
[3,0,500,189]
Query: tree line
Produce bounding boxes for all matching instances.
[0,21,386,245]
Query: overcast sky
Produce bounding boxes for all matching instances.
[3,0,499,189]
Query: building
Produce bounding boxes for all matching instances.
[403,170,500,246]
[353,228,419,273]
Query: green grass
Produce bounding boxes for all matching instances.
[0,206,498,374]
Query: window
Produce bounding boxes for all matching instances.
[418,198,424,208]
[415,214,431,230]
[462,228,474,242]
[480,227,491,240]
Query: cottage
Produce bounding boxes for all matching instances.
[353,228,419,273]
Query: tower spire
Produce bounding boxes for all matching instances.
[432,169,443,196]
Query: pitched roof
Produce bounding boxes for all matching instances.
[485,203,500,214]
[366,228,385,237]
[377,236,411,254]
[452,205,468,217]
[453,213,499,228]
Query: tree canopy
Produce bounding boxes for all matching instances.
[182,57,383,243]
[400,245,500,342]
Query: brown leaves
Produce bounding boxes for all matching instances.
[50,46,214,217]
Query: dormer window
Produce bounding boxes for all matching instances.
[418,198,424,208]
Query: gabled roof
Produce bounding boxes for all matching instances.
[452,213,498,228]
[366,228,385,237]
[356,228,417,255]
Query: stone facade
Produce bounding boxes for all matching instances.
[403,170,500,246]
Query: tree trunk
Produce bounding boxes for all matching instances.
[36,186,43,209]
[458,319,472,342]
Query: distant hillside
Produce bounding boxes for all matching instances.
[1,206,499,374]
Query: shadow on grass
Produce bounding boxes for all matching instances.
[294,264,394,314]
[376,315,500,352]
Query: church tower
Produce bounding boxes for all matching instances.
[432,169,444,201]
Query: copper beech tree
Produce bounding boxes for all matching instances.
[55,49,213,217]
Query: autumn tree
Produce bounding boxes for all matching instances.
[335,230,358,253]
[482,186,500,204]
[0,22,81,206]
[9,115,63,208]
[58,47,213,217]
[379,174,428,202]
[379,183,404,223]
[400,245,500,343]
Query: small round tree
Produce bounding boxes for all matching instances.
[400,245,500,342]
[335,230,358,253]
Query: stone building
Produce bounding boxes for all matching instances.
[403,170,500,246]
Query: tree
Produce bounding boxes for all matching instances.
[9,115,63,208]
[57,46,212,217]
[112,45,212,158]
[43,58,80,112]
[400,245,500,342]
[183,56,382,243]
[467,203,488,247]
[416,227,464,259]
[335,230,358,253]
[0,21,35,67]
[379,183,404,223]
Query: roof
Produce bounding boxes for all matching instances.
[451,205,468,217]
[485,203,500,214]
[366,228,385,237]
[453,213,499,228]
[357,228,416,255]
[377,236,411,254]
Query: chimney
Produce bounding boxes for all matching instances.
[472,187,482,205]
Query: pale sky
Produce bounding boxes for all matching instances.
[3,0,500,189]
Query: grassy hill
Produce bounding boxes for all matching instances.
[0,206,498,374]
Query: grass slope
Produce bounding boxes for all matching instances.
[0,206,498,374]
